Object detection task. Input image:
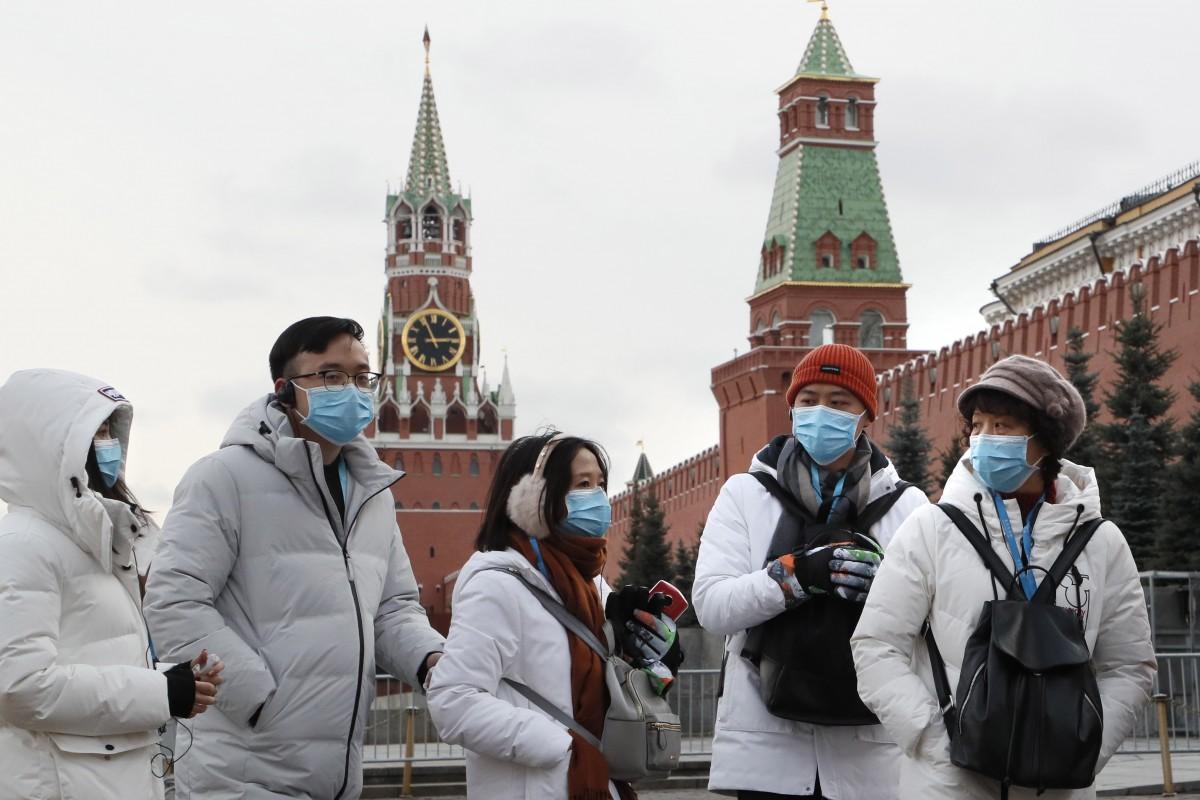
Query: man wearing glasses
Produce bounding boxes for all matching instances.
[145,317,444,800]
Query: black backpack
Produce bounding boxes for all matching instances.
[741,471,914,725]
[925,503,1106,798]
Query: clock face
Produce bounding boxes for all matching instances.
[401,309,467,372]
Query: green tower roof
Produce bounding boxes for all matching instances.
[795,15,860,79]
[404,28,452,197]
[755,14,900,295]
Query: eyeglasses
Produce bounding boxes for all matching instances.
[288,370,383,392]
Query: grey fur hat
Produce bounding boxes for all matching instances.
[957,355,1087,453]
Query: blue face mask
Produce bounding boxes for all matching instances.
[970,434,1040,493]
[299,386,375,446]
[93,438,123,488]
[791,405,863,466]
[561,488,612,538]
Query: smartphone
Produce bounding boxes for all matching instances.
[649,580,689,621]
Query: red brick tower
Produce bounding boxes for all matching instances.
[711,8,924,480]
[368,29,516,629]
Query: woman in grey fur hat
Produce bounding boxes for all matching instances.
[851,355,1156,799]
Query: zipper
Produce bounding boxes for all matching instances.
[958,662,986,736]
[1083,692,1102,722]
[305,458,399,800]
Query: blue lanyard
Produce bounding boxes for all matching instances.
[528,537,551,581]
[809,463,848,520]
[338,458,350,508]
[991,491,1043,599]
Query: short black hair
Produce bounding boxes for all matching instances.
[959,387,1063,487]
[269,317,365,380]
[475,432,610,552]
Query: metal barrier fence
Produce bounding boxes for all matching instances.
[364,669,721,764]
[364,655,1200,764]
[1118,652,1200,754]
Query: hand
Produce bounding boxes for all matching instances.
[623,609,677,665]
[188,650,222,718]
[828,544,882,603]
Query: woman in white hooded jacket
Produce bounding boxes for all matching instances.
[0,369,218,800]
[851,355,1156,800]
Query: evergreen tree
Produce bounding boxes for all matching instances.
[1063,327,1104,469]
[670,536,700,627]
[937,435,965,489]
[1157,383,1200,571]
[617,486,672,588]
[886,378,932,492]
[616,488,645,588]
[1108,412,1163,567]
[1098,290,1179,568]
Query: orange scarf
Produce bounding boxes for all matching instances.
[510,532,635,800]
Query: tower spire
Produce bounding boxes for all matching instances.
[405,27,452,196]
[423,25,431,74]
[796,3,858,78]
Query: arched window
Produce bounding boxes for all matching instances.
[809,308,835,346]
[469,501,479,510]
[469,454,480,476]
[859,310,884,349]
[816,95,830,128]
[754,317,766,335]
[421,204,442,240]
[846,98,860,130]
[432,454,443,477]
[772,311,783,329]
[432,501,441,510]
[445,402,467,435]
[410,402,431,435]
[452,217,466,242]
[396,216,413,241]
[478,404,499,435]
[394,453,405,471]
[378,402,400,433]
[394,500,404,510]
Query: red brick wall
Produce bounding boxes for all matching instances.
[379,445,503,620]
[607,447,722,584]
[869,241,1200,456]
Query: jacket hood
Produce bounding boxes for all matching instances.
[220,394,401,493]
[0,369,135,570]
[942,453,1103,531]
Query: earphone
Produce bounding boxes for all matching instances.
[505,433,567,540]
[276,379,296,408]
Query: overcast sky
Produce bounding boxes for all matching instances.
[2,1,1197,512]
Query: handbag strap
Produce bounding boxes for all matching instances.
[937,503,1023,599]
[475,567,609,750]
[504,678,603,751]
[751,471,813,524]
[477,566,611,659]
[856,481,914,531]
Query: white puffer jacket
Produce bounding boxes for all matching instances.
[693,435,928,798]
[0,369,170,800]
[427,549,619,800]
[850,457,1157,800]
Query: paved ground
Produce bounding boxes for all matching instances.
[424,750,1200,798]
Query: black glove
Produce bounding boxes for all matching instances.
[606,586,684,674]
[164,662,196,719]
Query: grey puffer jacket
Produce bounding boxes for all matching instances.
[144,395,444,800]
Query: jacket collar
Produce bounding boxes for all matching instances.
[221,395,401,499]
[941,455,1101,544]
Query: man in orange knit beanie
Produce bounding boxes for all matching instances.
[693,343,928,799]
